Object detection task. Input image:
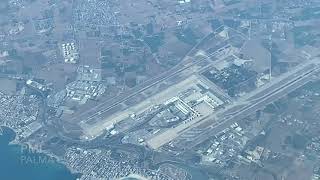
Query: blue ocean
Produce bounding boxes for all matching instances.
[0,127,77,180]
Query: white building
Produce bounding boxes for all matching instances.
[61,42,79,64]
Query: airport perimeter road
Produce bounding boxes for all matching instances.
[224,64,318,117]
[67,33,215,123]
[79,57,208,125]
[179,60,320,149]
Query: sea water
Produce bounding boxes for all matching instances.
[0,126,77,180]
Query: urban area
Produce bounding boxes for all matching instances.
[0,0,320,180]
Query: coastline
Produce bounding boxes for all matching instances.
[0,125,80,179]
[25,141,80,175]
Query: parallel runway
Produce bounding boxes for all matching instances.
[173,60,320,149]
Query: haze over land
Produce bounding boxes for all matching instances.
[1,0,320,180]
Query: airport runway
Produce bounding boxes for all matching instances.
[172,60,320,149]
[79,57,208,125]
[67,32,216,124]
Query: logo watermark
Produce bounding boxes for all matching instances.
[20,144,57,165]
